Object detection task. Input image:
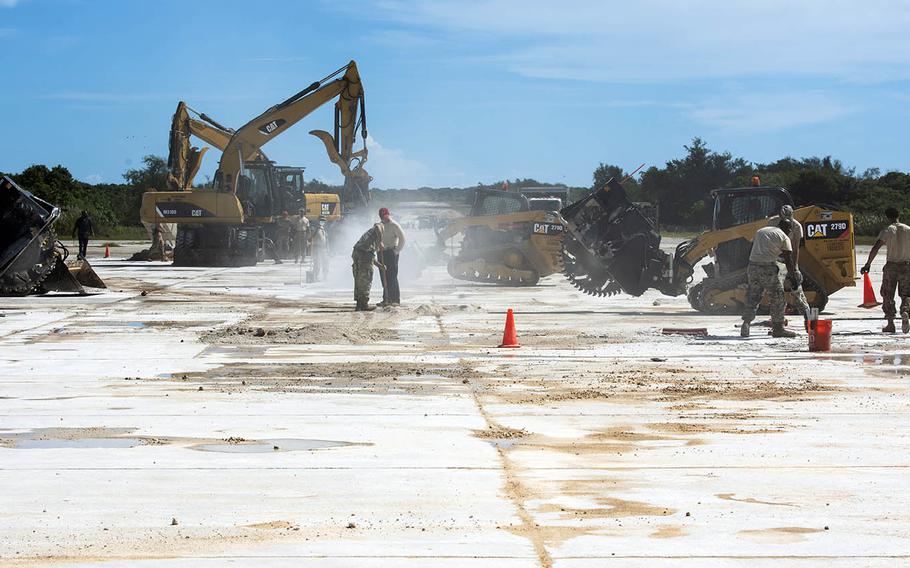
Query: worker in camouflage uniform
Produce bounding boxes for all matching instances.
[767,204,810,321]
[861,206,910,333]
[741,218,799,338]
[351,223,384,311]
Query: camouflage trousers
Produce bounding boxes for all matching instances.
[785,278,810,318]
[882,261,910,320]
[743,262,786,324]
[352,250,375,304]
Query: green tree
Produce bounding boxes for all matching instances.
[638,138,750,227]
[122,155,167,190]
[592,163,643,200]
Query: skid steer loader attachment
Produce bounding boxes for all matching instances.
[561,178,672,297]
[0,176,105,296]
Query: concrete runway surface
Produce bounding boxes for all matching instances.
[1,236,908,567]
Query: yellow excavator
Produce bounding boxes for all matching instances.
[162,101,339,223]
[140,60,370,266]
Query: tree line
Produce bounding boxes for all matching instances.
[593,138,909,234]
[3,139,907,236]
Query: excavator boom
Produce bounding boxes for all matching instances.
[215,61,370,210]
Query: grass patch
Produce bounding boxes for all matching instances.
[100,225,148,240]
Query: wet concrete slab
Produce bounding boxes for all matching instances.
[1,240,908,565]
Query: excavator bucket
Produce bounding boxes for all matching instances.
[37,257,107,294]
[0,176,105,296]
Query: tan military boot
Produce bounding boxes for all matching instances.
[772,322,796,338]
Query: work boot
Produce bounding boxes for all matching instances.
[883,320,896,333]
[376,301,389,308]
[355,301,376,312]
[903,313,909,334]
[274,259,283,265]
[772,322,796,338]
[740,321,750,338]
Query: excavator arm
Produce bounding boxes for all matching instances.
[166,102,270,191]
[215,61,370,210]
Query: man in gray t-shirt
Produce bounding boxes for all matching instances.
[741,218,799,339]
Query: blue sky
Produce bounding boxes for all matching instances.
[2,0,909,188]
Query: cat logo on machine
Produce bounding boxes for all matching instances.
[257,118,287,136]
[532,222,565,236]
[320,202,336,215]
[155,203,213,219]
[806,221,849,239]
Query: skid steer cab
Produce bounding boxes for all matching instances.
[436,188,567,286]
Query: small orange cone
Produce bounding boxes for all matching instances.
[858,272,882,308]
[498,308,520,348]
[103,244,110,258]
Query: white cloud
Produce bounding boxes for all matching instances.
[365,0,910,83]
[0,0,20,7]
[83,174,103,184]
[365,135,468,188]
[689,91,857,133]
[365,134,433,188]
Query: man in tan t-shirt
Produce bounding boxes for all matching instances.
[377,207,406,307]
[861,207,910,333]
[741,218,799,338]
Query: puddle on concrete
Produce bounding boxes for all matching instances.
[78,321,147,329]
[15,437,142,449]
[820,353,910,367]
[191,438,353,453]
[485,437,521,449]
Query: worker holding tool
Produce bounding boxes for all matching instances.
[861,207,910,333]
[741,218,799,338]
[72,211,95,260]
[351,223,384,311]
[292,208,310,264]
[376,207,406,307]
[767,205,810,321]
[276,211,292,258]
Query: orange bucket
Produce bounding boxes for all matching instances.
[808,320,832,352]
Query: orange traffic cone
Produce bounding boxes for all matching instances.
[498,308,521,348]
[858,272,882,308]
[104,244,110,258]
